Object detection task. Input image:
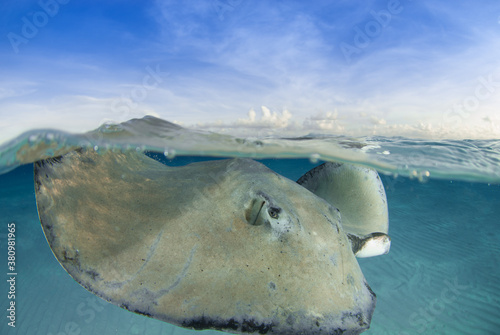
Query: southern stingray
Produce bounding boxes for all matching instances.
[34,149,390,334]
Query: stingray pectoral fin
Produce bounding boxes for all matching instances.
[33,149,199,315]
[35,150,377,334]
[297,162,389,236]
[348,233,391,258]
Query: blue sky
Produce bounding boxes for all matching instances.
[1,0,499,142]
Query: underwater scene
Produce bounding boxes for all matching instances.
[0,117,499,335]
[2,0,500,333]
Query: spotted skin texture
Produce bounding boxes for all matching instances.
[35,150,379,334]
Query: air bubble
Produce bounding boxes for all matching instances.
[309,153,320,164]
[418,171,430,183]
[165,149,176,159]
[409,170,430,182]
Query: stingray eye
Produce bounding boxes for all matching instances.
[268,207,280,219]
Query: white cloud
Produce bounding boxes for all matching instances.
[370,116,386,125]
[0,81,38,100]
[236,107,293,128]
[193,106,294,133]
[303,111,343,131]
[0,88,18,100]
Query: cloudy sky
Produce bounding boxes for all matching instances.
[1,0,499,142]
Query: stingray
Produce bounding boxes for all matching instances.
[34,149,390,335]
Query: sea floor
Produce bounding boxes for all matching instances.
[0,160,499,335]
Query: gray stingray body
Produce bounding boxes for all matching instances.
[34,150,389,335]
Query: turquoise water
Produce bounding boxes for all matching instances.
[0,117,499,334]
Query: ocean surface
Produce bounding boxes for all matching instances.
[0,116,499,335]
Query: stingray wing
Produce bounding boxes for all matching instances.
[35,150,376,334]
[34,149,233,319]
[297,162,390,257]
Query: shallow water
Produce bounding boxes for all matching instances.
[1,116,500,183]
[0,117,499,334]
